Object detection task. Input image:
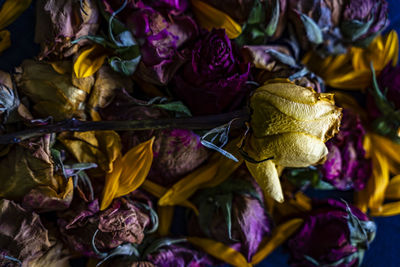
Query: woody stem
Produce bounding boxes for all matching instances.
[0,108,250,144]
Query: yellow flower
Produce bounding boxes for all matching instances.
[242,79,342,202]
[0,0,32,53]
[303,31,399,90]
[190,0,242,39]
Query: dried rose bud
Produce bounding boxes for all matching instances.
[287,199,376,267]
[188,167,272,262]
[321,109,371,190]
[58,198,152,257]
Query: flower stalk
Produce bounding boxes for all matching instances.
[0,109,250,144]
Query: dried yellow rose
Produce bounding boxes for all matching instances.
[242,79,342,202]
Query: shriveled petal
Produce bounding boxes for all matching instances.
[246,160,283,203]
[74,45,107,78]
[101,137,155,210]
[190,0,242,39]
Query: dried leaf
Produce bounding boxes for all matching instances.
[251,218,304,264]
[74,45,107,78]
[190,0,242,39]
[187,237,251,267]
[100,137,155,210]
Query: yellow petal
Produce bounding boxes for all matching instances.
[386,175,400,199]
[246,133,328,167]
[141,180,199,214]
[190,0,242,39]
[158,205,174,236]
[370,201,400,217]
[369,133,400,174]
[159,151,242,206]
[74,45,107,78]
[100,137,155,210]
[0,0,31,29]
[187,237,251,267]
[246,160,284,203]
[251,218,304,264]
[355,144,389,211]
[0,30,10,54]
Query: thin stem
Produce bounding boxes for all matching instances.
[0,109,250,144]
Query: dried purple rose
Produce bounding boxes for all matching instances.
[188,166,272,262]
[173,29,250,115]
[58,198,152,257]
[320,109,371,190]
[0,200,51,267]
[287,199,376,267]
[104,0,198,84]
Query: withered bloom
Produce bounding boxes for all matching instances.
[188,167,272,262]
[58,197,152,257]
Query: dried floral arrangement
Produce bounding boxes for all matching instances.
[0,0,399,266]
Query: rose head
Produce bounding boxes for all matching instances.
[58,198,151,257]
[242,79,342,202]
[321,109,371,190]
[123,3,197,85]
[148,129,209,187]
[172,28,250,115]
[287,199,376,267]
[188,167,272,262]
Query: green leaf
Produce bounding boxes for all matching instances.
[341,18,374,41]
[264,49,298,67]
[247,0,263,24]
[265,0,280,37]
[300,13,323,45]
[154,101,192,117]
[109,56,141,76]
[216,194,234,240]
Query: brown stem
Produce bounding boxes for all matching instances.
[0,109,250,144]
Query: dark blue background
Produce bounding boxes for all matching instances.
[0,1,399,266]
